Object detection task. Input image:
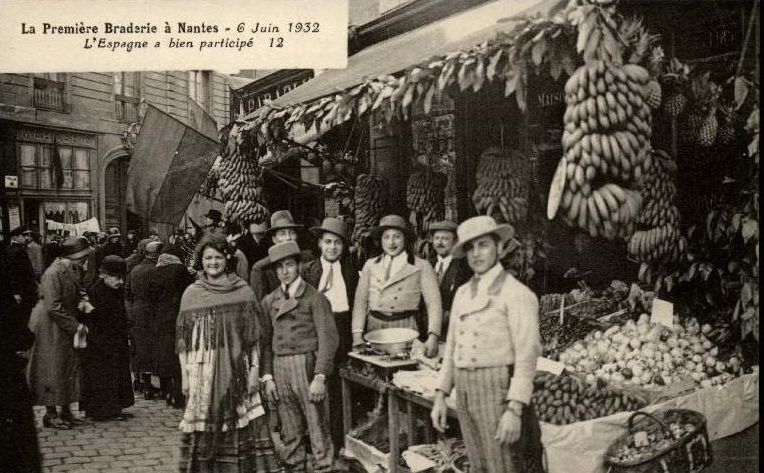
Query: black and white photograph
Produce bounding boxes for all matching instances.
[0,0,759,472]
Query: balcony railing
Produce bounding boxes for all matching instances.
[115,94,140,123]
[33,77,66,112]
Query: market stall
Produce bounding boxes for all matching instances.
[211,0,759,471]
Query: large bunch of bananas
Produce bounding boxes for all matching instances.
[628,149,686,264]
[472,147,529,224]
[217,149,269,224]
[406,170,446,235]
[352,174,390,245]
[557,59,653,239]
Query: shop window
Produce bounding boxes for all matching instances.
[32,73,66,112]
[114,72,140,123]
[19,142,91,191]
[45,201,90,224]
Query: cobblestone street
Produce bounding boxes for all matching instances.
[34,398,183,473]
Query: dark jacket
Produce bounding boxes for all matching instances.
[237,233,269,271]
[80,279,134,416]
[1,242,38,318]
[429,257,472,337]
[301,257,359,313]
[260,279,338,377]
[125,258,161,373]
[153,261,194,377]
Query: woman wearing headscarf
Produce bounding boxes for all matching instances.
[176,235,284,473]
[26,236,92,429]
[80,255,134,420]
[153,248,194,408]
[125,240,163,399]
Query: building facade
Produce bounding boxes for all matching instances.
[0,70,234,235]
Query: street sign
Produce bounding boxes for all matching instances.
[4,175,18,189]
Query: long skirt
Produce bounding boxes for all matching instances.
[179,414,285,473]
[80,334,134,418]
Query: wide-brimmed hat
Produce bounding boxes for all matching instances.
[428,220,458,235]
[107,227,121,238]
[204,209,223,221]
[311,217,349,242]
[266,241,301,267]
[61,236,92,260]
[371,215,413,240]
[100,255,126,277]
[452,216,515,258]
[267,210,303,235]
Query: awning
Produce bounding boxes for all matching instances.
[126,104,220,225]
[262,0,563,110]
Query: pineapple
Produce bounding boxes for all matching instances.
[716,101,736,144]
[645,47,665,109]
[661,58,691,118]
[682,72,721,147]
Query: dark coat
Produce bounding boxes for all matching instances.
[125,258,161,373]
[237,233,269,271]
[153,262,194,377]
[104,241,124,258]
[0,247,40,473]
[26,258,82,406]
[1,242,38,315]
[80,279,134,416]
[301,257,359,312]
[429,257,472,337]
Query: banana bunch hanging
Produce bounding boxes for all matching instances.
[472,147,530,224]
[352,174,390,245]
[628,149,686,264]
[406,169,446,235]
[217,125,270,224]
[556,58,653,240]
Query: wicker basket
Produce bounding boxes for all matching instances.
[605,409,712,473]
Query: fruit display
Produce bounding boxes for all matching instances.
[472,147,529,224]
[681,72,721,148]
[217,154,269,223]
[351,174,391,245]
[406,169,446,235]
[557,314,743,390]
[660,58,691,119]
[540,313,605,354]
[628,149,686,264]
[558,57,652,240]
[532,372,647,425]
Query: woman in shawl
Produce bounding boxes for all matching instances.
[154,248,194,409]
[80,255,134,420]
[176,235,284,473]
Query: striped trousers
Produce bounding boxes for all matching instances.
[454,366,543,473]
[273,353,334,473]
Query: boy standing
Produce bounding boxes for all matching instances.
[260,241,339,473]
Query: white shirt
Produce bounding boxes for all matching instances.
[383,251,407,279]
[474,262,504,297]
[434,254,453,279]
[281,276,303,299]
[318,258,349,313]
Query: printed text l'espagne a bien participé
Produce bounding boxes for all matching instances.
[21,22,258,52]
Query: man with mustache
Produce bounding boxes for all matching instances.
[429,221,472,338]
[431,216,542,473]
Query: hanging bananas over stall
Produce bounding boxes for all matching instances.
[556,59,653,240]
[216,125,270,224]
[628,149,686,264]
[472,147,530,224]
[406,170,446,235]
[352,174,391,245]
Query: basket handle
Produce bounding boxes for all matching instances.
[627,411,672,438]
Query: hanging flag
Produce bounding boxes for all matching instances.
[52,136,64,190]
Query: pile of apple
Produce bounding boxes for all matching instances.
[557,313,743,390]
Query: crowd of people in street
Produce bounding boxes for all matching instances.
[1,205,543,473]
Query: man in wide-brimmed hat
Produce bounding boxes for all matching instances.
[104,227,123,258]
[27,236,93,429]
[352,214,442,358]
[301,217,359,451]
[428,220,472,338]
[200,209,224,239]
[431,216,542,473]
[249,210,315,301]
[259,241,338,473]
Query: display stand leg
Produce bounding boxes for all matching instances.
[342,377,352,439]
[388,391,400,473]
[405,399,418,447]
